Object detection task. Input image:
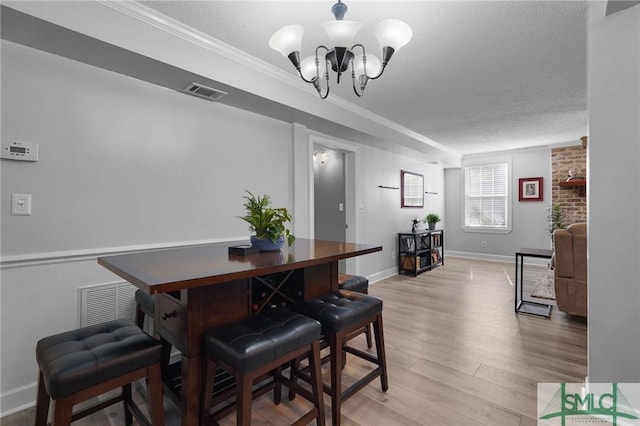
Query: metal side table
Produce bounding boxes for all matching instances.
[515,248,553,318]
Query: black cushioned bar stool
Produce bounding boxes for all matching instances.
[201,308,325,426]
[35,318,165,426]
[290,289,388,426]
[135,290,174,372]
[134,288,156,329]
[338,274,372,348]
[337,274,369,293]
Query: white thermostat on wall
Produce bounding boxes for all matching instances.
[1,141,38,161]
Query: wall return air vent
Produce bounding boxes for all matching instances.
[181,83,227,101]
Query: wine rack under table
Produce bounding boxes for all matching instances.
[251,269,305,314]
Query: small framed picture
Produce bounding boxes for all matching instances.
[519,177,543,201]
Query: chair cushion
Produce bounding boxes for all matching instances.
[135,289,155,315]
[291,289,382,334]
[36,318,162,399]
[203,309,320,373]
[338,274,369,293]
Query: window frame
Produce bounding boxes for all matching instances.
[461,158,512,234]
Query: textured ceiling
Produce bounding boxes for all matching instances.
[141,0,588,155]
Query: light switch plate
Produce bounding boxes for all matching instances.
[12,194,32,216]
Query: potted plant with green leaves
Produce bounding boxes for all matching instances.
[424,213,441,230]
[239,190,295,251]
[546,202,566,240]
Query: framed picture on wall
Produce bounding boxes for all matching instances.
[401,170,424,208]
[518,177,543,201]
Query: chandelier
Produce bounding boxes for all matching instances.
[269,0,412,99]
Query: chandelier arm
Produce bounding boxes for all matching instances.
[313,46,331,99]
[286,51,315,83]
[351,77,364,97]
[298,69,330,98]
[317,62,331,99]
[296,70,317,85]
[312,69,330,99]
[350,61,364,97]
[318,82,330,99]
[351,44,386,80]
[367,46,395,81]
[366,63,387,81]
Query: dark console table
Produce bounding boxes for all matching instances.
[398,230,444,276]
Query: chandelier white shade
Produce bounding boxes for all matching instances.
[269,0,412,98]
[375,19,413,51]
[354,54,381,79]
[268,25,304,57]
[320,20,363,47]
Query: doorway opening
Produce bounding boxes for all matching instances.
[311,138,357,274]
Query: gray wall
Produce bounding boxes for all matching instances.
[444,148,552,259]
[1,40,293,257]
[354,147,445,278]
[0,40,445,413]
[587,3,640,383]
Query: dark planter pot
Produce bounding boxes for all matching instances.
[250,235,284,252]
[428,222,437,230]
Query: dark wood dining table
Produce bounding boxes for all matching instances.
[98,238,382,426]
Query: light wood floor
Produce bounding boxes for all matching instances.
[2,257,587,425]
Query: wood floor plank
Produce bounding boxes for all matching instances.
[409,357,536,418]
[3,257,587,425]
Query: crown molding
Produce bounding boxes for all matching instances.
[97,1,459,160]
[97,0,292,85]
[98,1,355,105]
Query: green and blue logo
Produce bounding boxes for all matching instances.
[538,383,640,425]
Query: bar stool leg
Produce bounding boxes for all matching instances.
[330,332,344,426]
[51,398,73,426]
[364,290,373,349]
[201,358,217,421]
[373,314,389,391]
[274,366,282,405]
[288,357,300,401]
[364,326,373,349]
[237,375,253,426]
[35,372,50,426]
[123,383,133,426]
[146,363,166,426]
[308,341,326,426]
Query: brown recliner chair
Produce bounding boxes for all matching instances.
[552,222,587,317]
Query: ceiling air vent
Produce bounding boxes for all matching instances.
[181,83,227,101]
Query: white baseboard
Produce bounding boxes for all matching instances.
[446,250,550,267]
[367,267,398,285]
[364,252,551,288]
[0,382,36,418]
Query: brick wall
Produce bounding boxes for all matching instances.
[551,145,587,224]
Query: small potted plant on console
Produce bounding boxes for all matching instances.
[424,213,441,230]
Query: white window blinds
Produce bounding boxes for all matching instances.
[464,163,509,229]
